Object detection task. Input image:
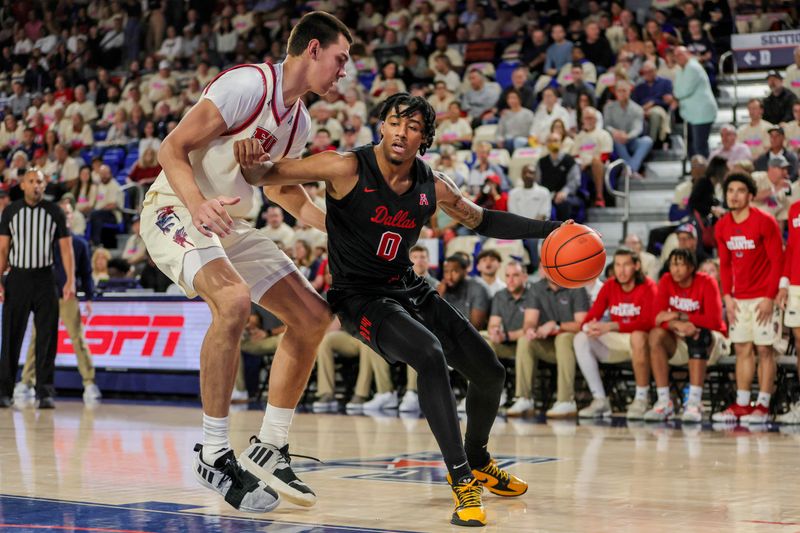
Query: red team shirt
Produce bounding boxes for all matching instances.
[714,206,783,299]
[783,202,800,286]
[655,272,727,334]
[583,277,658,333]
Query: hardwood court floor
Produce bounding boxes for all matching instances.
[2,401,800,532]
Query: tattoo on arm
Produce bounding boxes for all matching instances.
[434,170,484,229]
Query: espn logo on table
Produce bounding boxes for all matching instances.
[58,315,185,357]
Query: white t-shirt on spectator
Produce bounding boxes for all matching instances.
[571,127,613,167]
[508,184,552,221]
[737,120,773,159]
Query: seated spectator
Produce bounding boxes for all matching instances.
[754,126,799,181]
[485,262,537,414]
[624,233,660,281]
[557,46,597,90]
[474,174,508,211]
[138,121,161,155]
[466,141,510,195]
[103,108,130,145]
[259,205,294,245]
[763,70,797,126]
[3,151,29,198]
[550,119,574,154]
[632,61,674,146]
[292,239,322,281]
[309,102,343,144]
[569,92,602,133]
[122,216,148,272]
[473,249,505,298]
[492,67,530,109]
[370,61,407,105]
[580,21,614,73]
[434,146,469,190]
[753,154,794,221]
[737,98,773,160]
[128,147,162,190]
[537,133,583,220]
[139,253,173,293]
[15,128,40,162]
[428,81,456,123]
[495,89,535,152]
[574,248,658,419]
[427,33,464,72]
[73,165,97,219]
[430,53,460,94]
[89,164,123,247]
[306,128,337,156]
[646,249,728,422]
[783,101,800,151]
[91,247,112,286]
[122,85,153,117]
[604,80,653,179]
[515,275,590,418]
[98,86,122,127]
[657,224,709,278]
[709,124,752,168]
[65,85,98,123]
[684,17,715,76]
[338,124,360,152]
[435,101,473,149]
[521,28,549,77]
[460,68,502,127]
[571,106,613,207]
[7,80,30,119]
[786,46,800,100]
[560,64,596,111]
[348,114,374,147]
[545,24,573,78]
[99,16,125,68]
[44,143,80,185]
[0,115,25,154]
[439,254,490,331]
[530,87,571,143]
[340,87,367,123]
[62,113,93,152]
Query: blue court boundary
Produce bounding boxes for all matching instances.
[0,494,421,533]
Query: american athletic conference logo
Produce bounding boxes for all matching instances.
[290,451,555,484]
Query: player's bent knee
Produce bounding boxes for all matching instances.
[212,285,252,326]
[630,331,648,349]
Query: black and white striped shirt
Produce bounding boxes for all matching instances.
[0,199,68,269]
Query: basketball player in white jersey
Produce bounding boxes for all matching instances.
[139,12,352,513]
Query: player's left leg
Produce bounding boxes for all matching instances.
[420,293,527,498]
[742,299,780,425]
[226,230,331,507]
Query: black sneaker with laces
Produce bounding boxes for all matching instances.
[238,436,318,507]
[192,443,280,513]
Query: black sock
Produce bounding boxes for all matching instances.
[465,440,490,470]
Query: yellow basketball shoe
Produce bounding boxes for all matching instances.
[472,458,528,497]
[446,474,486,527]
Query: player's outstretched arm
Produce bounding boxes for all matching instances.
[159,99,238,238]
[237,143,356,189]
[433,170,565,239]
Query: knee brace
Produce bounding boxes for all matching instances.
[686,328,712,360]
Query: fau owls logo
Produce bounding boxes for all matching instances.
[253,127,277,153]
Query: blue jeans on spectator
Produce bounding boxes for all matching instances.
[503,137,530,153]
[614,136,653,173]
[688,122,712,158]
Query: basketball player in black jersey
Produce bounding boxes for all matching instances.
[235,93,567,527]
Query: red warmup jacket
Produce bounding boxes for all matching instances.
[783,201,800,286]
[655,271,727,335]
[714,206,783,299]
[582,277,658,333]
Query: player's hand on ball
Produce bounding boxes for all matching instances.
[234,139,271,169]
[560,219,574,226]
[192,196,240,237]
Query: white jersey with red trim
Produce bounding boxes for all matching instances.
[146,62,311,218]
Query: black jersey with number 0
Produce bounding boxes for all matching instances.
[326,144,437,287]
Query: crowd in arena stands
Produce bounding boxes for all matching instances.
[3,1,800,422]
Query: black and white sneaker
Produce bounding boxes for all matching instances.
[238,437,317,507]
[193,444,280,513]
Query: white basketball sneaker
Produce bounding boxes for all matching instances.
[193,444,280,513]
[238,437,317,507]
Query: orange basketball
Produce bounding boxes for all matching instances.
[540,224,606,289]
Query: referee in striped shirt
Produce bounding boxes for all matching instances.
[0,169,75,408]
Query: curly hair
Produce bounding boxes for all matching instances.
[379,92,436,155]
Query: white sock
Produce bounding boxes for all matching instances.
[756,391,771,408]
[736,390,751,407]
[575,334,606,398]
[656,387,670,403]
[688,385,703,405]
[635,386,649,402]
[202,413,230,464]
[259,403,294,448]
